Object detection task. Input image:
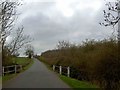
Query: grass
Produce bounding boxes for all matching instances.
[2,74,16,83]
[59,75,99,89]
[12,57,32,65]
[2,57,34,83]
[37,57,53,70]
[22,58,34,71]
[12,57,34,71]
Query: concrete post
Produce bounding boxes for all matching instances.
[59,66,62,75]
[20,65,22,71]
[15,65,17,74]
[67,67,70,77]
[2,67,4,76]
[53,65,55,71]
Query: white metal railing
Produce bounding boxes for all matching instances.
[52,65,70,77]
[2,65,22,76]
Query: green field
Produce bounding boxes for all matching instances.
[60,75,99,89]
[12,57,32,65]
[2,57,34,83]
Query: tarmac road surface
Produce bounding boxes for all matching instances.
[3,58,70,88]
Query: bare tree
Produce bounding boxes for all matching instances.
[57,40,71,50]
[0,0,20,51]
[25,44,34,58]
[100,0,120,40]
[8,26,31,56]
[100,0,119,26]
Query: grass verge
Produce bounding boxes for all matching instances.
[59,75,99,89]
[22,58,34,71]
[37,57,53,70]
[2,57,34,83]
[2,74,16,83]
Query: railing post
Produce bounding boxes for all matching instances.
[59,66,62,75]
[2,67,4,76]
[53,65,55,71]
[20,65,22,71]
[67,67,70,77]
[15,65,17,74]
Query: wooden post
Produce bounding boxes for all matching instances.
[67,67,70,77]
[2,67,4,76]
[15,65,17,74]
[20,65,22,71]
[59,66,62,75]
[53,65,55,71]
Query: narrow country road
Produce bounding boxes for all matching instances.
[3,58,70,88]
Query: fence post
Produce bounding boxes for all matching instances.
[15,65,17,74]
[59,66,62,75]
[67,67,70,77]
[2,67,4,76]
[20,65,22,71]
[53,65,55,71]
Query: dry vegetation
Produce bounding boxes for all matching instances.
[38,38,120,89]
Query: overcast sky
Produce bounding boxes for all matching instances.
[8,0,117,56]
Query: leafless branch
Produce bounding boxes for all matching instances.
[0,0,20,50]
[100,0,119,27]
[8,26,32,55]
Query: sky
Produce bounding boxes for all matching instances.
[7,0,117,56]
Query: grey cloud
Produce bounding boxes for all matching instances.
[14,0,116,55]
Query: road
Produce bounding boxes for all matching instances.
[3,58,70,88]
